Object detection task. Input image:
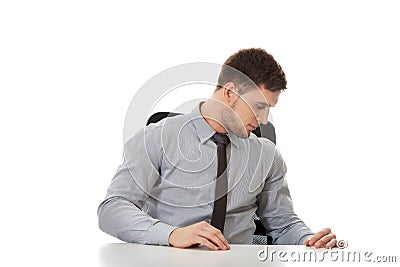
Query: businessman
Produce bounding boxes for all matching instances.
[98,48,337,251]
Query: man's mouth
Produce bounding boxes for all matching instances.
[248,124,257,131]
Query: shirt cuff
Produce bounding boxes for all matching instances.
[147,221,178,246]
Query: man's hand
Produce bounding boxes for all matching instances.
[304,228,337,249]
[168,221,231,251]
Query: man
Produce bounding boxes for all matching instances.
[98,48,337,251]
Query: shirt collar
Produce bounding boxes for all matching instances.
[189,102,239,149]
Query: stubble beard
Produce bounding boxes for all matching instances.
[220,101,248,139]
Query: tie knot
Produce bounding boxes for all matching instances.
[213,133,230,146]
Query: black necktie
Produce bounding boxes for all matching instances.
[210,133,230,233]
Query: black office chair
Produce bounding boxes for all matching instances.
[146,111,275,245]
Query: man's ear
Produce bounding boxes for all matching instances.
[223,82,239,105]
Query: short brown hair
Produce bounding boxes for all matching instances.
[216,48,287,93]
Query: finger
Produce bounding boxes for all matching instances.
[196,237,219,251]
[314,233,336,248]
[304,235,315,246]
[308,228,331,246]
[198,222,230,249]
[198,230,228,250]
[325,238,337,249]
[207,225,230,249]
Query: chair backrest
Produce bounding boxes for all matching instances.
[146,111,276,144]
[146,111,275,243]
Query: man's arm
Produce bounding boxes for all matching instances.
[256,146,314,245]
[256,146,337,248]
[98,126,177,245]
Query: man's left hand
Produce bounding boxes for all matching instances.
[304,228,337,249]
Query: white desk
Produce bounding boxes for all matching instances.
[99,243,362,267]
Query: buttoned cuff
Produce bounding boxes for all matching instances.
[147,221,178,246]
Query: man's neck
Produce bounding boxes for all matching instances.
[199,101,228,134]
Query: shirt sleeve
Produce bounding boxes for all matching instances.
[256,146,314,245]
[97,126,177,245]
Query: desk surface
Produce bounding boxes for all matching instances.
[99,243,356,267]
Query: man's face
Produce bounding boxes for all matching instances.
[221,85,281,138]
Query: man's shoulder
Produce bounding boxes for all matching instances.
[125,113,194,152]
[145,113,191,131]
[247,132,277,151]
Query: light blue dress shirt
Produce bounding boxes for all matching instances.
[98,102,313,245]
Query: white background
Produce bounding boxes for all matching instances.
[1,1,399,266]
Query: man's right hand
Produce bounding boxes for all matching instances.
[168,221,231,251]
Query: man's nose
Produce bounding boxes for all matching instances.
[257,111,269,125]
